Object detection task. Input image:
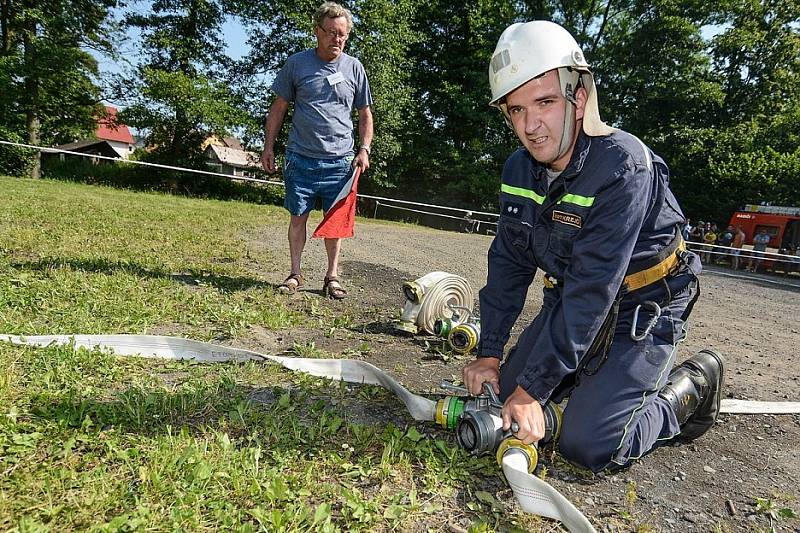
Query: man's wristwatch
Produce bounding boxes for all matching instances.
[359,144,371,155]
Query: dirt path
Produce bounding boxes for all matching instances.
[245,215,800,532]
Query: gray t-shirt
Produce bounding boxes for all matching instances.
[753,232,771,251]
[272,49,373,159]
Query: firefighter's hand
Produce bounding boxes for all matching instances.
[502,386,545,445]
[462,357,500,395]
[261,147,277,174]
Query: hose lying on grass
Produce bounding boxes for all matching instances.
[3,334,799,532]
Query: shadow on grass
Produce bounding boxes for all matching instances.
[26,379,418,444]
[12,256,277,293]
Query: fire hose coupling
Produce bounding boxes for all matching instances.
[449,321,480,353]
[402,280,424,304]
[435,381,563,471]
[434,304,481,354]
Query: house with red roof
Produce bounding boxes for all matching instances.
[95,106,136,158]
[54,106,136,160]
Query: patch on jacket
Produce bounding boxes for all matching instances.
[503,201,524,219]
[552,210,582,228]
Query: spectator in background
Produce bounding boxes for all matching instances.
[731,225,746,270]
[689,220,704,243]
[702,224,717,264]
[777,245,792,276]
[261,2,373,299]
[776,244,799,277]
[748,228,771,272]
[717,225,735,266]
[683,218,693,241]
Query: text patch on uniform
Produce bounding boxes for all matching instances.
[552,210,582,228]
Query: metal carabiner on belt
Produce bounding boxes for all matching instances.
[630,301,662,341]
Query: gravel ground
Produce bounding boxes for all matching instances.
[243,214,800,532]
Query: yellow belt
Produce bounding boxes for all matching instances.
[542,237,686,292]
[622,238,686,292]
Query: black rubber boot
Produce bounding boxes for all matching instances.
[659,349,724,441]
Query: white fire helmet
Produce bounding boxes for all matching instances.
[488,20,614,144]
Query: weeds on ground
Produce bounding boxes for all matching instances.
[754,493,798,531]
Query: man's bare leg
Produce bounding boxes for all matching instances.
[324,237,342,279]
[323,237,347,298]
[288,213,310,275]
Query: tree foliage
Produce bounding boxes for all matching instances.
[0,0,797,224]
[228,0,798,220]
[118,0,249,167]
[0,0,116,176]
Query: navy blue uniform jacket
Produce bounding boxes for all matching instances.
[479,130,686,403]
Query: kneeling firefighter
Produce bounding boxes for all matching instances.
[462,21,724,473]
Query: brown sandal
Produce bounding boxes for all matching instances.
[277,273,304,295]
[323,276,347,300]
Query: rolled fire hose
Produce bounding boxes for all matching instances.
[3,335,799,532]
[396,272,474,335]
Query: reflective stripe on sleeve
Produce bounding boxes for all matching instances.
[501,183,545,204]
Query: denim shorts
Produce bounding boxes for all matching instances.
[283,151,353,216]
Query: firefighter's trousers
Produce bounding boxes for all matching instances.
[498,254,700,472]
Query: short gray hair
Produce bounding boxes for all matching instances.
[313,2,353,33]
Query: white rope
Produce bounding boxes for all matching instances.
[686,241,800,262]
[377,202,499,226]
[699,266,800,289]
[0,140,286,186]
[0,139,500,223]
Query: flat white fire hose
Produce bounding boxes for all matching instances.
[1,333,596,532]
[719,399,800,414]
[3,334,799,532]
[0,334,435,421]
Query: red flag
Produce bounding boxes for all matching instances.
[312,165,362,239]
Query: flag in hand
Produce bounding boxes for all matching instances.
[312,165,362,239]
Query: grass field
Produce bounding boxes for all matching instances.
[0,177,540,532]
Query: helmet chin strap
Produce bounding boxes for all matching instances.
[556,102,576,163]
[554,67,581,163]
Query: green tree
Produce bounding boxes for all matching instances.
[0,0,116,177]
[594,0,724,137]
[119,0,249,167]
[709,0,800,122]
[397,0,518,209]
[667,0,800,222]
[194,0,800,222]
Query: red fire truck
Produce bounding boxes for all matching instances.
[727,204,800,249]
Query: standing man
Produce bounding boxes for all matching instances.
[731,225,746,270]
[262,1,373,299]
[701,224,717,264]
[748,228,772,272]
[717,225,735,266]
[462,21,724,473]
